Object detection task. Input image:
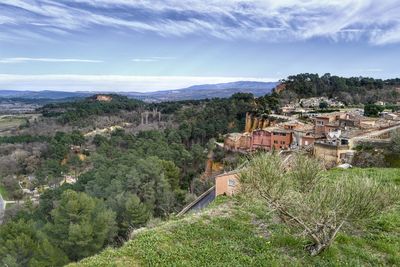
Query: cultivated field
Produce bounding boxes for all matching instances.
[0,114,40,135]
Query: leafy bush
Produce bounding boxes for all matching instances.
[364,104,385,117]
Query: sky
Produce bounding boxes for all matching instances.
[0,0,399,92]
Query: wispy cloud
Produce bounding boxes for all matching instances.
[1,0,400,44]
[0,74,277,92]
[131,59,159,62]
[131,57,175,62]
[0,57,103,63]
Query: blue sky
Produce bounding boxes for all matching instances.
[0,0,399,91]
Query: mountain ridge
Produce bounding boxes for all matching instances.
[0,81,278,102]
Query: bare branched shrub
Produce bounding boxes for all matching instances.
[240,153,398,256]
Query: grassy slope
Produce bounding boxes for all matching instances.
[71,168,400,267]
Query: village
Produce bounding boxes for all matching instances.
[202,97,400,204]
[224,97,400,166]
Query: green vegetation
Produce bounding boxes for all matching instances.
[0,184,9,199]
[0,116,26,130]
[364,103,385,117]
[0,219,69,267]
[0,93,261,265]
[71,167,400,267]
[0,134,49,144]
[240,154,398,256]
[328,167,400,184]
[46,190,116,261]
[40,95,144,124]
[2,90,400,266]
[153,93,267,144]
[281,73,400,105]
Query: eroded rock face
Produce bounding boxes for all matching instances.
[95,95,113,102]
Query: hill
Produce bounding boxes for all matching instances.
[71,168,400,267]
[0,90,92,99]
[133,81,277,102]
[0,81,278,102]
[279,74,400,105]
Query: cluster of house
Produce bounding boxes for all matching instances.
[213,109,400,198]
[224,112,315,152]
[280,97,344,114]
[224,109,400,167]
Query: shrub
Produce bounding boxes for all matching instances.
[240,153,398,256]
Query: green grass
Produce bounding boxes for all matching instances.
[71,168,400,267]
[0,184,9,200]
[328,167,400,185]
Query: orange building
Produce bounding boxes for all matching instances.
[271,128,292,150]
[300,133,325,146]
[215,171,240,196]
[315,116,334,135]
[251,129,272,150]
[251,127,292,151]
[324,124,340,135]
[314,113,345,135]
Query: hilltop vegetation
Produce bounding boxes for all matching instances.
[40,95,144,124]
[73,167,400,267]
[280,73,400,105]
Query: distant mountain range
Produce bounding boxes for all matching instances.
[0,90,90,100]
[0,81,278,102]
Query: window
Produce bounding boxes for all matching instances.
[274,140,278,144]
[228,179,236,187]
[280,141,285,145]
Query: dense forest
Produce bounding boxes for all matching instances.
[280,73,400,105]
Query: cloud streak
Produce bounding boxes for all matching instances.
[131,57,175,62]
[0,57,103,63]
[0,0,399,45]
[0,74,277,92]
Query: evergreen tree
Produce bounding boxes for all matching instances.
[45,190,116,261]
[123,194,150,230]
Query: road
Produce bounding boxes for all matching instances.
[351,123,400,148]
[177,186,216,216]
[0,193,5,224]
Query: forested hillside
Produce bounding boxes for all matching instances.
[0,93,275,266]
[280,73,400,105]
